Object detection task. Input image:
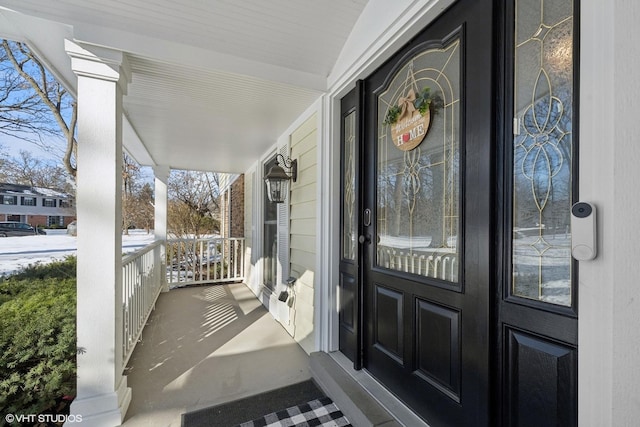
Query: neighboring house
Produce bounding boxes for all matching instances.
[0,183,75,227]
[218,173,244,239]
[0,1,638,426]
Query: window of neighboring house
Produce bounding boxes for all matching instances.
[21,197,37,206]
[1,195,17,205]
[47,216,63,227]
[60,200,71,208]
[43,198,57,207]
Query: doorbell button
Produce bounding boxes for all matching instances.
[571,202,592,218]
[570,202,597,261]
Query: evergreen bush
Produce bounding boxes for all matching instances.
[0,258,76,415]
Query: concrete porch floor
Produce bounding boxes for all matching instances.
[122,283,311,427]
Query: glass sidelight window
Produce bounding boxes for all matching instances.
[342,110,357,261]
[263,156,278,289]
[511,0,575,306]
[376,38,461,284]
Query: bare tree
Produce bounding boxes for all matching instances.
[167,170,221,237]
[0,39,77,178]
[1,150,69,190]
[131,182,154,233]
[0,145,8,182]
[121,153,141,235]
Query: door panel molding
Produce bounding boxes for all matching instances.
[414,298,461,402]
[373,284,405,365]
[504,328,577,426]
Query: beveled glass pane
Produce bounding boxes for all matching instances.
[343,111,357,260]
[376,39,460,283]
[512,0,574,306]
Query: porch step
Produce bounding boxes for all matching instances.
[310,352,403,427]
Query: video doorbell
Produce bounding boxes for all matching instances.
[570,202,597,261]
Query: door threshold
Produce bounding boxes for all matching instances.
[310,351,429,427]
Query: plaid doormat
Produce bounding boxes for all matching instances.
[237,396,352,427]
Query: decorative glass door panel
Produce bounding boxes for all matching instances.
[512,0,574,306]
[376,39,461,283]
[343,111,357,261]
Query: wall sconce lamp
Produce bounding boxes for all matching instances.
[264,154,297,203]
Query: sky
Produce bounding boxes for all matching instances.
[0,133,66,165]
[0,131,155,186]
[1,39,156,186]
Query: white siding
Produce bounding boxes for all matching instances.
[289,114,318,354]
[580,1,640,425]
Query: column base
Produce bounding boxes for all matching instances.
[66,377,131,427]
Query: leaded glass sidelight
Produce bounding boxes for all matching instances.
[343,111,357,261]
[512,0,574,306]
[376,38,461,283]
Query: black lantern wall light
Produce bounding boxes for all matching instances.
[264,154,297,203]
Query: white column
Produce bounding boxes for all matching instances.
[65,40,131,426]
[154,165,170,292]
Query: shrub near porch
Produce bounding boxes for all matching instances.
[0,258,76,415]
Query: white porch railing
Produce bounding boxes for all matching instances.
[166,237,245,287]
[121,240,164,369]
[120,237,245,370]
[377,247,458,282]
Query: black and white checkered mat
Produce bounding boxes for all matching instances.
[237,396,352,427]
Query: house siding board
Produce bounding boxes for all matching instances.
[291,218,316,236]
[291,252,316,274]
[290,234,316,253]
[293,277,315,307]
[290,182,316,205]
[294,164,318,191]
[291,115,317,142]
[289,114,318,354]
[290,200,316,221]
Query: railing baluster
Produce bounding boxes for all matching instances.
[121,240,164,371]
[164,237,246,288]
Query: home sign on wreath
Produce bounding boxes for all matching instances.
[383,64,441,151]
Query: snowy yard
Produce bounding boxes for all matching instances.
[0,229,156,276]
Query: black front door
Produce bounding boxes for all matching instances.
[338,0,578,425]
[360,0,493,425]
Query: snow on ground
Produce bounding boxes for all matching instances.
[0,229,156,277]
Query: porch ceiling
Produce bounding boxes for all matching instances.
[0,0,369,173]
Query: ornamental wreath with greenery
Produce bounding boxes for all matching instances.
[383,87,443,126]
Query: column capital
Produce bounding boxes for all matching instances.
[65,39,131,93]
[153,165,171,183]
